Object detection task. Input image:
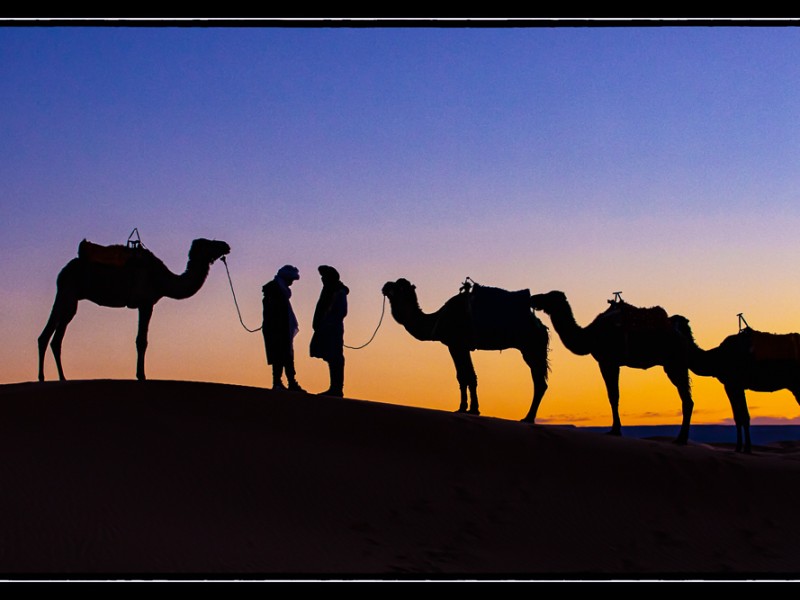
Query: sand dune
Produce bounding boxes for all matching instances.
[1,379,799,581]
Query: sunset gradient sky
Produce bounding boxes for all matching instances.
[4,24,800,427]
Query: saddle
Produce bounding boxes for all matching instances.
[748,330,800,362]
[461,281,536,349]
[603,300,672,333]
[78,239,144,268]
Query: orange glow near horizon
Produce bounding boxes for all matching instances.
[6,28,800,431]
[12,276,800,429]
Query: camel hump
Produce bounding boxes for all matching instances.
[467,283,533,338]
[748,330,800,361]
[470,284,530,310]
[604,301,672,332]
[78,239,145,268]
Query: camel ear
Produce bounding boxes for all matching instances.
[412,284,416,290]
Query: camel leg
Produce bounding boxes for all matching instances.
[466,354,479,415]
[723,384,750,453]
[448,346,468,412]
[599,362,622,436]
[449,346,479,415]
[136,304,153,381]
[521,349,549,423]
[37,303,61,382]
[458,389,468,412]
[44,293,78,382]
[789,385,800,411]
[665,365,693,445]
[788,386,800,451]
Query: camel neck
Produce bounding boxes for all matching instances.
[545,301,593,356]
[684,336,719,377]
[391,301,443,342]
[161,258,211,300]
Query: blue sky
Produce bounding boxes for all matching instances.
[4,24,800,426]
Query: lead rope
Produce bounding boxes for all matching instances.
[344,295,386,350]
[221,256,386,347]
[221,256,262,333]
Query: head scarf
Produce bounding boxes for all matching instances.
[313,265,348,330]
[318,265,340,283]
[274,265,299,339]
[277,264,300,282]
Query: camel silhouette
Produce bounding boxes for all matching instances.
[674,316,800,453]
[38,237,230,382]
[530,291,694,444]
[381,278,550,419]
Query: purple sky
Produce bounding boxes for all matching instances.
[4,24,800,426]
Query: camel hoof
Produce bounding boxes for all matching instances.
[468,409,480,416]
[672,438,688,446]
[606,430,621,437]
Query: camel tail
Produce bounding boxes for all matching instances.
[533,310,551,379]
[544,321,551,377]
[672,314,718,377]
[671,314,694,342]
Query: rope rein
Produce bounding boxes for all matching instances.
[344,295,385,350]
[221,256,385,348]
[221,257,262,333]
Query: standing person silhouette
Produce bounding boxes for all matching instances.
[310,265,349,397]
[262,265,304,392]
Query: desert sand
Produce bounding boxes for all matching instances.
[1,379,799,582]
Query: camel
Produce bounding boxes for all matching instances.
[673,317,800,453]
[529,291,694,444]
[38,237,230,382]
[381,278,550,419]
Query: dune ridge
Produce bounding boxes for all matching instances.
[1,379,799,580]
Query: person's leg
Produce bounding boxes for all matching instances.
[272,363,286,389]
[286,355,304,392]
[321,356,344,397]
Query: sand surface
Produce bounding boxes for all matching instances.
[1,379,799,582]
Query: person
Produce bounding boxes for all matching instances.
[309,265,349,397]
[262,265,304,392]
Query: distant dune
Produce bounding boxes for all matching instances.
[1,379,800,580]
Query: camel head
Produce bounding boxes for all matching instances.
[381,279,420,326]
[382,278,417,303]
[529,290,568,315]
[382,278,423,322]
[189,238,231,265]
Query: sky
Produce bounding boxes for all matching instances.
[4,22,800,428]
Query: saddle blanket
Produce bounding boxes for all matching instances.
[605,302,671,332]
[749,331,800,362]
[468,284,532,334]
[78,239,140,267]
